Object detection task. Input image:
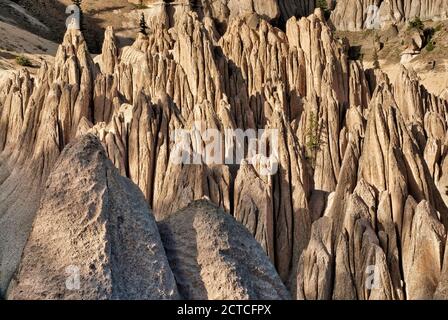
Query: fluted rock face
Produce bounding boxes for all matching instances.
[0,29,97,295]
[2,5,448,300]
[143,0,317,28]
[402,200,446,299]
[158,200,291,300]
[331,0,448,31]
[7,135,179,300]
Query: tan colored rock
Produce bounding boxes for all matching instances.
[7,135,180,300]
[331,0,448,31]
[401,200,446,299]
[2,6,448,301]
[158,200,290,300]
[297,217,333,300]
[234,160,275,260]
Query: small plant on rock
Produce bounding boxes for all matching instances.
[306,111,322,168]
[316,0,331,20]
[15,55,32,67]
[134,0,147,10]
[409,17,424,30]
[348,46,363,61]
[139,13,148,36]
[426,41,436,52]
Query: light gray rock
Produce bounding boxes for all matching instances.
[331,0,448,31]
[158,200,291,300]
[7,135,179,300]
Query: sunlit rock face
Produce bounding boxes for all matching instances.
[138,0,318,30]
[2,2,448,300]
[7,135,180,300]
[331,0,448,31]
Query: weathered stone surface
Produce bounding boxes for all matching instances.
[7,135,179,300]
[297,217,333,300]
[2,4,448,301]
[7,135,178,299]
[234,160,275,261]
[142,0,316,29]
[158,200,290,300]
[331,0,448,31]
[402,200,446,299]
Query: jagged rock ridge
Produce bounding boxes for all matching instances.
[331,0,448,31]
[7,134,180,300]
[1,5,448,300]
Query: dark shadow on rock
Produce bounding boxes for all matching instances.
[157,210,206,299]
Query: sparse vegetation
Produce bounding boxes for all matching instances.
[426,41,436,52]
[306,111,322,168]
[435,23,443,32]
[425,27,436,40]
[316,0,331,20]
[134,0,148,10]
[348,45,363,60]
[15,55,32,67]
[409,17,424,30]
[372,48,380,68]
[36,45,48,52]
[423,26,439,51]
[372,32,380,69]
[139,13,148,36]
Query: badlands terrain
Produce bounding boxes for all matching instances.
[1,0,448,300]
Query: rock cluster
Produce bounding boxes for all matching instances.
[8,135,180,300]
[1,5,448,300]
[5,135,288,300]
[141,0,318,28]
[331,0,448,31]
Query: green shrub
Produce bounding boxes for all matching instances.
[306,111,322,168]
[423,27,437,51]
[15,55,32,67]
[409,17,424,30]
[425,27,436,40]
[316,0,331,20]
[133,0,147,9]
[348,46,363,60]
[426,41,435,52]
[372,49,380,69]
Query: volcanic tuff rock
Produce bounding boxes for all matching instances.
[1,3,448,300]
[0,29,96,295]
[7,135,179,300]
[141,0,318,27]
[158,200,291,300]
[331,0,448,31]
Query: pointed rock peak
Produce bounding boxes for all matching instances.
[370,78,395,106]
[54,28,95,83]
[61,28,89,52]
[97,26,118,74]
[76,117,94,137]
[32,61,54,87]
[132,32,150,52]
[396,65,419,83]
[158,199,290,300]
[104,26,115,41]
[7,134,180,300]
[313,7,327,22]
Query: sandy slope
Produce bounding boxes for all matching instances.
[0,20,57,73]
[382,60,448,96]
